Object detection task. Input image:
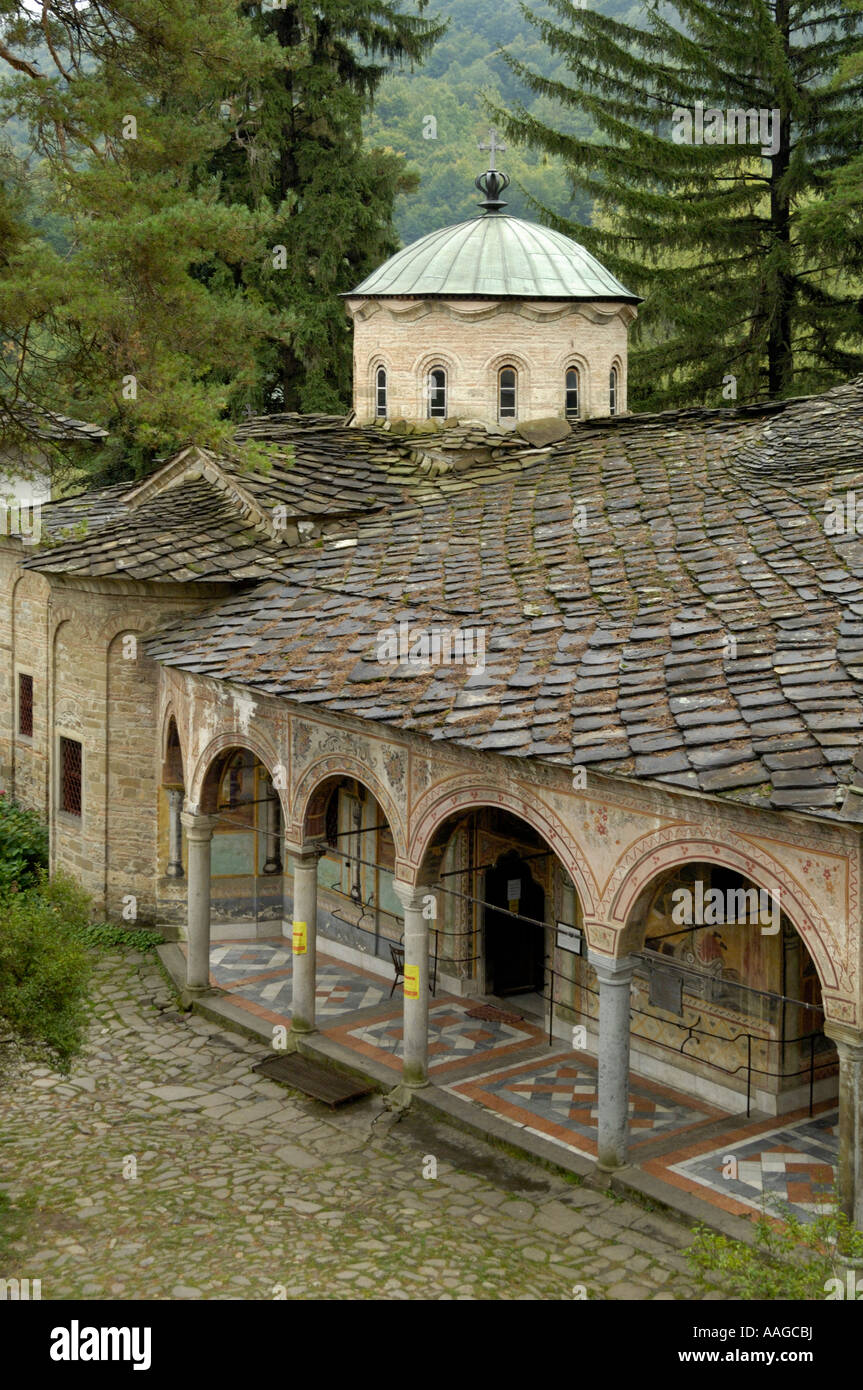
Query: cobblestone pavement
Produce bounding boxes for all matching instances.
[0,951,722,1301]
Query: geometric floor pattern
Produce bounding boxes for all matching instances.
[196,938,840,1226]
[208,943,293,982]
[326,999,549,1079]
[448,1053,726,1158]
[197,940,389,1019]
[646,1107,839,1224]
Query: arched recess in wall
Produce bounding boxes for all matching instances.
[410,784,597,999]
[50,614,88,861]
[10,568,51,810]
[105,628,159,922]
[193,738,288,928]
[412,350,457,421]
[411,782,597,921]
[295,767,406,941]
[160,709,186,788]
[609,843,841,1107]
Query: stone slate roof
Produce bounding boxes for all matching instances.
[142,377,863,821]
[33,481,130,535]
[24,417,571,577]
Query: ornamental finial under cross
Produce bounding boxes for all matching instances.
[475,128,510,213]
[479,128,506,170]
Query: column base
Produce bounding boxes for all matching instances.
[165,864,185,879]
[289,1019,317,1036]
[385,1083,420,1111]
[400,1068,430,1090]
[180,985,221,1007]
[595,1158,630,1176]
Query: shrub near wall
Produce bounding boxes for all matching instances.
[0,876,94,1069]
[0,795,92,1070]
[0,791,49,896]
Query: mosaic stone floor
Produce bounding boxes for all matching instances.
[326,999,549,1078]
[191,939,840,1225]
[644,1106,840,1223]
[446,1053,726,1158]
[192,940,390,1021]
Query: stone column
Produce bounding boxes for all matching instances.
[588,951,635,1171]
[262,783,282,875]
[166,788,184,878]
[394,882,432,1087]
[824,1024,863,1229]
[289,844,321,1034]
[181,811,216,993]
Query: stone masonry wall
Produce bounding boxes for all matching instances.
[0,538,51,813]
[0,551,219,919]
[347,297,634,425]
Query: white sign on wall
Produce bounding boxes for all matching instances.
[556,922,583,956]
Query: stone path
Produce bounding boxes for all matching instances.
[0,951,721,1300]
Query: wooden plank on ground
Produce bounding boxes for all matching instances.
[252,1053,374,1107]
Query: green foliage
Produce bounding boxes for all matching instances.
[0,0,282,482]
[0,872,93,1070]
[491,0,863,409]
[688,1203,863,1300]
[208,1,445,414]
[0,792,49,896]
[70,921,163,952]
[364,0,612,243]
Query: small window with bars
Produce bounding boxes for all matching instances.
[18,672,33,738]
[60,737,82,817]
[375,366,387,418]
[609,366,618,416]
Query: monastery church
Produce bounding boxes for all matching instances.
[3,151,863,1227]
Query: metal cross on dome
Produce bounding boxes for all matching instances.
[479,128,506,170]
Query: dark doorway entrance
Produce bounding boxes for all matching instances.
[484,851,546,996]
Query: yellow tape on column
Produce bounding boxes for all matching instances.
[292,920,307,954]
[404,964,420,999]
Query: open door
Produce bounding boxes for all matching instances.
[484,851,546,996]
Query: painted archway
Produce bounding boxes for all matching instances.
[604,829,843,1009]
[410,779,599,923]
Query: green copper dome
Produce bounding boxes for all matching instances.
[347,214,640,302]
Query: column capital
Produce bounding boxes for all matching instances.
[824,1021,863,1058]
[285,839,327,863]
[393,880,434,914]
[588,951,636,986]
[180,810,217,838]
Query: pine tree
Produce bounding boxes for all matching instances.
[0,0,280,482]
[492,0,863,409]
[210,1,445,414]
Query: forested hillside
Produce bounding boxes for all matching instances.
[365,0,642,242]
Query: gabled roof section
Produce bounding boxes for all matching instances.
[24,415,542,578]
[28,475,292,583]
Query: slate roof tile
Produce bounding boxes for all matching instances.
[31,378,863,821]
